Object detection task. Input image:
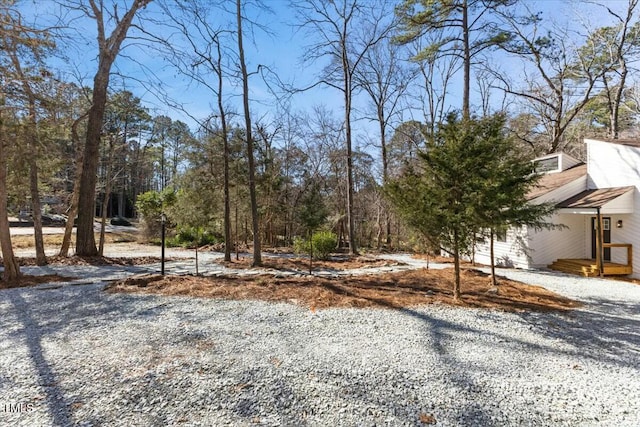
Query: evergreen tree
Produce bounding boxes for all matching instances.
[386,113,555,299]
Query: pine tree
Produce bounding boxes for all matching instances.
[386,113,555,299]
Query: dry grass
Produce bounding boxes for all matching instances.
[106,267,580,312]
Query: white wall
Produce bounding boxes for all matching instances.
[529,213,586,267]
[473,227,531,269]
[586,139,640,277]
[586,140,640,188]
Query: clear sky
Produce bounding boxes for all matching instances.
[17,0,640,149]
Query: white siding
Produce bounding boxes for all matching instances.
[473,227,531,269]
[585,139,640,278]
[559,153,582,171]
[529,213,586,267]
[586,139,640,188]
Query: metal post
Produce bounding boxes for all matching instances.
[161,213,166,275]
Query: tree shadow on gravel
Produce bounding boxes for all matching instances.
[5,291,74,427]
[516,297,640,365]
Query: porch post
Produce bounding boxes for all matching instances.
[597,208,604,277]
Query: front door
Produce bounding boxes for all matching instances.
[591,217,611,261]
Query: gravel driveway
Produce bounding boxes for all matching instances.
[1,254,639,426]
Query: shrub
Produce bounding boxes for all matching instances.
[170,226,221,248]
[311,231,338,260]
[294,231,337,260]
[293,236,310,255]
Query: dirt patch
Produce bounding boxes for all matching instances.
[106,268,580,312]
[221,255,406,271]
[0,274,75,290]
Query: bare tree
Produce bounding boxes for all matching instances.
[584,0,640,139]
[236,0,261,266]
[0,86,20,281]
[152,0,236,261]
[354,37,414,245]
[294,0,392,255]
[492,7,605,153]
[1,5,55,265]
[72,0,152,256]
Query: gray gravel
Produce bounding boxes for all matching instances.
[1,254,639,426]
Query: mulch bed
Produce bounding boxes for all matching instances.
[220,255,406,271]
[106,267,581,312]
[16,255,169,266]
[0,274,75,290]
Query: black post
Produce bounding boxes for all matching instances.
[161,213,166,275]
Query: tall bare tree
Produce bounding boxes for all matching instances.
[236,0,261,266]
[153,0,235,261]
[73,0,152,256]
[294,0,392,255]
[492,7,605,154]
[1,3,54,265]
[582,0,640,139]
[355,38,413,246]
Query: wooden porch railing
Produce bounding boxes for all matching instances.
[602,243,633,275]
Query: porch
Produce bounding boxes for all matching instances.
[551,186,635,277]
[548,243,633,277]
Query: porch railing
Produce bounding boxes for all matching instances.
[603,243,633,273]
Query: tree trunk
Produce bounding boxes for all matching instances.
[76,0,150,256]
[611,66,627,139]
[8,46,47,264]
[237,0,262,266]
[60,114,87,257]
[462,0,470,120]
[490,229,497,287]
[98,143,114,256]
[344,60,358,256]
[452,232,461,301]
[76,76,108,256]
[378,101,392,246]
[0,99,20,281]
[27,101,46,265]
[217,39,232,262]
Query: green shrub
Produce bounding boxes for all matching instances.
[167,226,221,248]
[293,231,337,260]
[293,236,310,255]
[311,231,337,260]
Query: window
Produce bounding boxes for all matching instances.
[534,156,559,173]
[496,229,507,242]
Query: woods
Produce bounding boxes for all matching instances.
[2,0,640,288]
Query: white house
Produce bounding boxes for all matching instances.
[472,138,639,278]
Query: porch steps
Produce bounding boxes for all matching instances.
[548,258,633,277]
[547,259,599,277]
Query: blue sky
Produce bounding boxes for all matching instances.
[18,0,639,149]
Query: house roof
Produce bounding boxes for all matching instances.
[557,186,635,209]
[527,163,587,200]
